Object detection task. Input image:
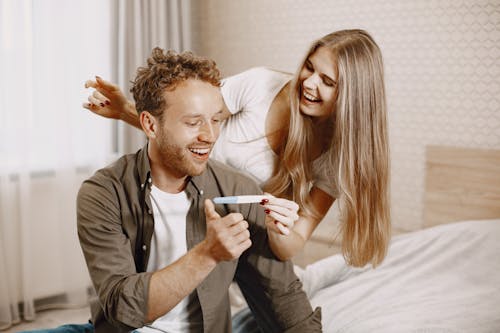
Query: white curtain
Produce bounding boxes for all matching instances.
[0,0,191,329]
[0,0,114,329]
[111,0,192,154]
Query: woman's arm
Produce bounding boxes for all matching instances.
[83,76,141,129]
[264,187,335,261]
[83,76,233,129]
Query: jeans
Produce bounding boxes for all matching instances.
[19,323,94,333]
[18,310,260,333]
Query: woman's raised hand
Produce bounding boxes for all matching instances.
[260,193,300,236]
[82,76,130,120]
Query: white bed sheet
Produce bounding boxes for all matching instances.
[296,219,500,332]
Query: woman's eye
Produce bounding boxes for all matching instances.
[323,80,335,87]
[322,76,336,87]
[305,61,313,71]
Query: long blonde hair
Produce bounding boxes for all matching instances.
[265,29,391,267]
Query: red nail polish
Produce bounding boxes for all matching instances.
[264,209,270,214]
[105,100,110,105]
[260,199,269,205]
[100,103,105,107]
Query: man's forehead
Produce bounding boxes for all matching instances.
[162,80,223,116]
[163,79,221,98]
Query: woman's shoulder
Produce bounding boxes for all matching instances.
[245,66,292,76]
[223,66,291,83]
[221,67,291,110]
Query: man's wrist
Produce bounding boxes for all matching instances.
[193,240,219,269]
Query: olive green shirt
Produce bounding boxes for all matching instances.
[77,145,322,332]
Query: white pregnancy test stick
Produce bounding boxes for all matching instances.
[213,195,267,204]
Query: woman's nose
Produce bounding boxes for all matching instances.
[303,72,320,90]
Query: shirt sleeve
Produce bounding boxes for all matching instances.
[312,153,338,198]
[77,175,152,330]
[221,67,270,115]
[233,179,322,332]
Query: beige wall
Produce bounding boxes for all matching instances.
[190,0,500,231]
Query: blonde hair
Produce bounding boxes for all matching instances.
[265,29,391,267]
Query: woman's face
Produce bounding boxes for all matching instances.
[298,46,338,119]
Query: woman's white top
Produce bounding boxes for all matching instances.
[212,67,337,198]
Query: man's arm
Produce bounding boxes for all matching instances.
[146,199,251,322]
[78,177,250,328]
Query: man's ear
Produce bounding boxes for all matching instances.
[140,111,158,139]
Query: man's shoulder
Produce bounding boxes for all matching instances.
[80,152,140,196]
[88,153,137,182]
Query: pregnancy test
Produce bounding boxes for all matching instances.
[213,195,267,204]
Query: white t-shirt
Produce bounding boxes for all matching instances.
[212,67,338,197]
[137,185,202,333]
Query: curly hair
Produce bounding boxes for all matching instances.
[130,47,222,118]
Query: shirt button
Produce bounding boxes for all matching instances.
[140,183,144,189]
[142,244,147,251]
[148,177,152,183]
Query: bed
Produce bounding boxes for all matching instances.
[299,218,500,332]
[234,145,500,332]
[301,145,500,332]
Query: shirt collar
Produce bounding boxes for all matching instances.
[137,143,152,191]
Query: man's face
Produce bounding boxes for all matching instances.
[154,79,224,178]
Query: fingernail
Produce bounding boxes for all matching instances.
[90,104,95,108]
[260,199,269,205]
[100,103,105,107]
[96,75,102,80]
[264,209,270,214]
[105,100,110,105]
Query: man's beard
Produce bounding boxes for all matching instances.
[157,135,207,178]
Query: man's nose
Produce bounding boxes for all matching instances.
[198,122,217,143]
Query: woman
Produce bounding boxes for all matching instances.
[84,29,390,268]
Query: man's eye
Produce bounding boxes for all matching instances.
[186,121,201,126]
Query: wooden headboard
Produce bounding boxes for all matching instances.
[423,145,500,228]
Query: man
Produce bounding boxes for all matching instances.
[77,48,322,332]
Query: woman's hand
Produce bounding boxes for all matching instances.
[82,76,140,129]
[260,193,300,236]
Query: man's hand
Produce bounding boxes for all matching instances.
[202,199,252,262]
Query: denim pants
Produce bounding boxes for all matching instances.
[19,323,94,333]
[19,310,260,333]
